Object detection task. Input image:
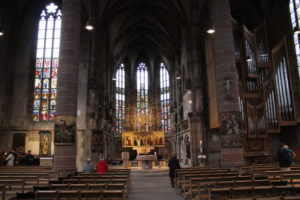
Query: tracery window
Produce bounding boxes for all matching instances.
[115,64,125,133]
[160,63,171,131]
[33,3,61,121]
[289,0,300,76]
[136,63,149,130]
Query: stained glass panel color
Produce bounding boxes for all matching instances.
[160,63,171,132]
[136,63,149,131]
[290,0,300,77]
[33,2,61,122]
[115,64,125,133]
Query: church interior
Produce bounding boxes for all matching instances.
[1,0,300,199]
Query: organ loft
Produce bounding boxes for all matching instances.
[0,0,300,176]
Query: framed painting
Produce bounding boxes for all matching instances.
[54,116,76,144]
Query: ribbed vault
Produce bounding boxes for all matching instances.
[96,0,190,71]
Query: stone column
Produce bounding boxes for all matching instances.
[54,0,81,176]
[187,4,205,166]
[211,0,244,167]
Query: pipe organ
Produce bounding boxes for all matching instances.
[232,20,297,162]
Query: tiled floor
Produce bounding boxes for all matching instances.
[128,168,184,200]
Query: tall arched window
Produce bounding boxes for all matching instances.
[115,64,125,133]
[137,62,149,130]
[160,63,171,131]
[289,0,300,76]
[33,3,61,121]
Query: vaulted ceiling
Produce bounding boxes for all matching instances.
[93,0,191,71]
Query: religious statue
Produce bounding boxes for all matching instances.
[41,135,49,156]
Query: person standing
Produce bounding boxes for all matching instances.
[96,158,108,174]
[6,150,15,166]
[168,154,181,188]
[277,144,293,170]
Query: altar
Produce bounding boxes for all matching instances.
[136,155,157,169]
[122,131,165,169]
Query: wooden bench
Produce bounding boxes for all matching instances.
[36,189,125,200]
[0,179,25,193]
[49,183,126,191]
[0,185,5,200]
[0,172,53,179]
[63,178,129,185]
[0,176,40,187]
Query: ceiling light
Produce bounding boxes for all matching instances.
[85,21,94,31]
[207,25,215,34]
[176,75,181,80]
[0,27,3,36]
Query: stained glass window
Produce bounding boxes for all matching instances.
[289,0,300,77]
[137,63,149,131]
[33,3,61,122]
[160,63,171,131]
[115,64,125,133]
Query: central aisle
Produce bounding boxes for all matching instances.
[128,168,184,200]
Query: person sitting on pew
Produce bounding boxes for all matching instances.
[83,158,94,173]
[25,150,35,165]
[96,157,108,174]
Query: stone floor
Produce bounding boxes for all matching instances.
[128,167,184,200]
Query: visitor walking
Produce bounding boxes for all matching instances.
[168,154,180,188]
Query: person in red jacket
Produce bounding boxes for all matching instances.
[96,158,108,174]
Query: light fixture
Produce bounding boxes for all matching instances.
[294,26,300,34]
[85,21,94,31]
[85,0,94,31]
[206,0,215,34]
[246,55,252,62]
[112,76,116,81]
[176,74,181,80]
[0,24,3,36]
[206,25,215,34]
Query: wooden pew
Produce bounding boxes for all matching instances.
[0,185,5,200]
[0,179,25,193]
[0,176,40,187]
[36,189,125,200]
[63,178,129,185]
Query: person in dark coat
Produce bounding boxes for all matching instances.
[277,144,293,170]
[168,154,181,188]
[25,150,34,165]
